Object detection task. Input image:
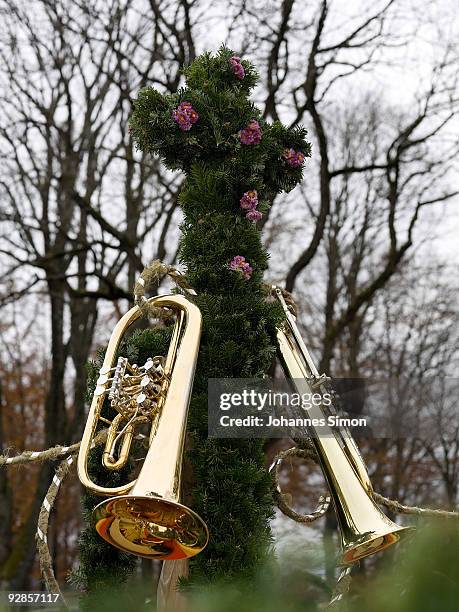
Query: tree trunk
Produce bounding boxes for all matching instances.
[6,278,68,588]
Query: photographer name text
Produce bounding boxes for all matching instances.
[219,414,367,428]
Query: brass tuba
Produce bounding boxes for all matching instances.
[77,294,209,560]
[273,286,410,564]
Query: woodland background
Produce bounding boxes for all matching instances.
[0,0,458,598]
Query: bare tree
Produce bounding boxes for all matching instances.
[0,0,201,586]
[227,0,458,366]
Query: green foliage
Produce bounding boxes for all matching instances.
[129,46,310,188]
[78,45,310,593]
[183,47,259,94]
[65,524,459,612]
[356,522,459,612]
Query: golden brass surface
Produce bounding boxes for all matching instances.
[77,294,209,560]
[274,286,411,565]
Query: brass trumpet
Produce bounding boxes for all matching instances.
[77,294,209,560]
[273,287,410,564]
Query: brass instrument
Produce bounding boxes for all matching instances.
[77,294,209,560]
[273,286,410,564]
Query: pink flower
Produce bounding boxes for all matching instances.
[229,255,253,280]
[239,119,262,145]
[230,255,245,267]
[239,190,258,210]
[172,101,199,131]
[283,148,305,168]
[243,263,253,278]
[246,209,263,222]
[230,56,245,80]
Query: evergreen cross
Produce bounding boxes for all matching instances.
[75,47,310,598]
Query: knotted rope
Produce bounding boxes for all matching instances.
[327,567,353,608]
[133,259,196,319]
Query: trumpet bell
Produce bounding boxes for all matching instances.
[340,521,410,565]
[94,495,209,560]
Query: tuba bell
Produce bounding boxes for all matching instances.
[273,286,411,564]
[77,294,209,560]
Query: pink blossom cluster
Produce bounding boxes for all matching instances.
[172,101,199,131]
[239,119,262,145]
[229,255,253,280]
[230,56,245,80]
[239,190,263,222]
[283,148,305,168]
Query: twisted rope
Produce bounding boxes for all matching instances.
[0,429,108,468]
[34,430,110,600]
[270,447,331,523]
[269,443,351,610]
[271,446,457,610]
[3,438,453,604]
[0,430,108,603]
[374,492,459,519]
[265,284,298,316]
[36,457,74,609]
[0,443,79,467]
[327,567,353,609]
[271,446,459,523]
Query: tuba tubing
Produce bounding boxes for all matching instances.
[77,294,209,560]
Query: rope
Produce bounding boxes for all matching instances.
[269,447,331,523]
[269,284,459,523]
[0,431,108,603]
[269,445,351,610]
[133,259,196,319]
[270,446,459,522]
[4,436,450,604]
[327,567,353,608]
[270,445,457,610]
[271,286,298,316]
[374,492,459,519]
[34,431,110,600]
[36,457,74,609]
[0,443,80,467]
[0,429,108,468]
[132,260,298,317]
